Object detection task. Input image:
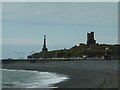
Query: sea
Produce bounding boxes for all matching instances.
[2,69,69,88]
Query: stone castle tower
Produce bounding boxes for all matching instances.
[42,35,48,52]
[87,32,96,45]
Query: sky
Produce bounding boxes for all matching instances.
[1,0,119,2]
[1,2,118,59]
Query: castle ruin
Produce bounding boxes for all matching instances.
[87,32,96,45]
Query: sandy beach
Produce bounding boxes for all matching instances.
[2,59,118,88]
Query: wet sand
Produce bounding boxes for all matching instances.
[2,59,118,88]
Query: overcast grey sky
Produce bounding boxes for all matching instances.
[2,2,118,45]
[1,0,119,2]
[2,2,118,59]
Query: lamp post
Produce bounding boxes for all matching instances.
[105,47,109,55]
[55,50,57,58]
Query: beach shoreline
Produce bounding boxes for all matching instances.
[2,59,118,88]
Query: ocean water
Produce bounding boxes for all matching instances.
[2,69,69,88]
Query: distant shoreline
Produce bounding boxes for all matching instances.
[30,44,120,59]
[1,58,117,61]
[2,59,118,88]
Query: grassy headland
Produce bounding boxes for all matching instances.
[29,44,120,59]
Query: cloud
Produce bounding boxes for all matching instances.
[0,38,2,45]
[2,2,118,26]
[97,36,118,44]
[0,3,1,21]
[2,38,41,45]
[2,0,119,2]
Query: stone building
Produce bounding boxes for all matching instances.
[42,35,48,52]
[87,32,96,45]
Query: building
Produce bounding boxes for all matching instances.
[87,32,96,45]
[79,43,86,46]
[42,35,48,52]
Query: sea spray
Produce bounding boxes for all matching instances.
[2,69,69,88]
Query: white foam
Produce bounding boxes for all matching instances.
[2,69,38,73]
[2,69,69,88]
